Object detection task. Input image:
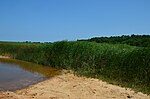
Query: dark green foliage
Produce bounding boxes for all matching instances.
[78,34,150,47]
[0,41,150,94]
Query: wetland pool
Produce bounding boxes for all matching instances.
[0,58,59,91]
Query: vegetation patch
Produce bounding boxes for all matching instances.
[0,39,150,94]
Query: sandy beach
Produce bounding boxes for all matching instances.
[0,70,150,99]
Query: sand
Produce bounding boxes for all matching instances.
[0,70,150,99]
[0,56,149,99]
[0,56,10,59]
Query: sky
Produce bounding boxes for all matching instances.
[0,0,150,42]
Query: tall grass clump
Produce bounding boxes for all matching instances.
[0,41,150,94]
[0,42,46,64]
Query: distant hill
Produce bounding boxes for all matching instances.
[78,34,150,47]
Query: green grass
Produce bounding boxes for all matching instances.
[0,41,150,94]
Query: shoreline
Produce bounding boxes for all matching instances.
[0,56,150,98]
[0,71,150,99]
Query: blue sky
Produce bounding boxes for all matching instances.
[0,0,150,42]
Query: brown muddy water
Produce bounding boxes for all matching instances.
[0,58,60,91]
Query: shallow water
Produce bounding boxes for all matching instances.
[0,58,59,91]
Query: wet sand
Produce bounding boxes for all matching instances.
[0,70,150,99]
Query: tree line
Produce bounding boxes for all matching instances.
[78,34,150,47]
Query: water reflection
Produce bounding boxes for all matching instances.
[0,58,60,91]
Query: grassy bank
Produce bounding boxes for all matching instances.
[0,41,150,94]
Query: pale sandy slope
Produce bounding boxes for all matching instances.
[0,71,150,99]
